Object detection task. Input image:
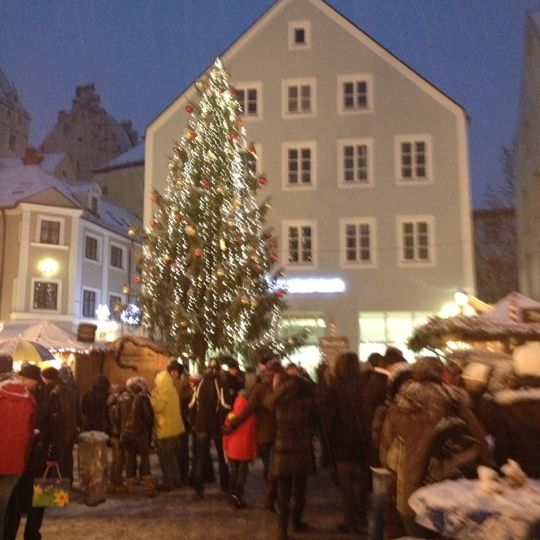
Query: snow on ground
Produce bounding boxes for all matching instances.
[17,450,357,540]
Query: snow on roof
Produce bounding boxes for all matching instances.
[40,153,67,173]
[0,163,81,208]
[93,142,144,172]
[482,292,540,323]
[83,198,141,236]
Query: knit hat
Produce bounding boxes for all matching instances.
[513,343,540,377]
[19,362,41,382]
[462,362,491,384]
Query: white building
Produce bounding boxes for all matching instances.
[0,149,141,339]
[145,0,474,362]
[516,12,540,301]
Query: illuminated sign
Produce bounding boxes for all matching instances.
[276,277,346,294]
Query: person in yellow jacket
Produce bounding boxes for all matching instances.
[151,359,185,491]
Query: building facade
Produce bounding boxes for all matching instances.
[40,83,139,181]
[145,0,474,361]
[0,153,141,338]
[516,12,540,300]
[0,67,30,159]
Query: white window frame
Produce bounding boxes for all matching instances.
[282,78,316,118]
[30,278,61,313]
[282,220,318,268]
[36,215,65,246]
[288,19,311,49]
[109,242,127,271]
[337,138,374,188]
[340,218,377,268]
[235,81,262,120]
[338,73,374,115]
[395,134,433,184]
[81,287,99,319]
[396,215,436,267]
[84,233,101,263]
[282,141,317,191]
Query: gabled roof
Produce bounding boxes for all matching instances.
[82,199,141,237]
[148,0,464,131]
[0,163,81,209]
[92,142,145,173]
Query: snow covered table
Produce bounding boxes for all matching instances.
[409,478,540,540]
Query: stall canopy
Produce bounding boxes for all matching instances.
[408,292,540,353]
[0,320,110,354]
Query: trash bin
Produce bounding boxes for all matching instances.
[77,431,109,506]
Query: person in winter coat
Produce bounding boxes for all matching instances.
[189,358,231,499]
[0,356,35,540]
[5,363,63,540]
[151,360,185,491]
[380,357,488,538]
[119,377,155,496]
[479,344,540,478]
[41,367,78,484]
[223,390,256,509]
[172,364,193,486]
[107,384,127,494]
[265,368,317,540]
[325,352,371,534]
[81,375,110,434]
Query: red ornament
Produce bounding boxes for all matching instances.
[270,253,278,262]
[235,237,244,245]
[230,87,237,96]
[174,213,183,223]
[230,132,238,140]
[275,289,285,298]
[259,176,268,186]
[194,248,203,257]
[185,105,193,114]
[219,87,225,94]
[190,131,197,140]
[150,194,158,203]
[201,181,209,189]
[132,274,141,284]
[149,219,158,228]
[248,145,257,154]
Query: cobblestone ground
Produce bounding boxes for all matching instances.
[17,448,363,540]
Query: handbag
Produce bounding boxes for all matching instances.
[33,463,71,508]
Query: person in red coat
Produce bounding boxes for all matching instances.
[223,391,256,509]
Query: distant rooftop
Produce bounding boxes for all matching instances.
[92,142,144,173]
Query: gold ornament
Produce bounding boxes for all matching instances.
[185,225,196,236]
[216,267,225,277]
[240,295,250,305]
[219,238,226,251]
[232,198,241,209]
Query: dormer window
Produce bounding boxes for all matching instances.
[289,20,311,49]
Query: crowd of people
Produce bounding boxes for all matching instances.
[0,343,539,540]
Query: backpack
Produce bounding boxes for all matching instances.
[423,392,482,485]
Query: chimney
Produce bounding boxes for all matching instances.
[22,146,44,165]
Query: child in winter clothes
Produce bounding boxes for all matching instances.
[223,390,256,508]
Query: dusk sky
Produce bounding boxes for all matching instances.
[1,0,540,208]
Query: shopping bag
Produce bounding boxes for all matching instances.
[33,463,71,508]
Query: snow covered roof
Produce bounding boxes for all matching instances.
[0,163,81,208]
[92,142,144,173]
[482,292,540,323]
[83,198,141,237]
[40,153,67,173]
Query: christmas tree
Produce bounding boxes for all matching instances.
[134,59,304,369]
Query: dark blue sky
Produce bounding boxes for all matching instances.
[1,0,539,208]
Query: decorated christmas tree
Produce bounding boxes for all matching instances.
[133,59,304,368]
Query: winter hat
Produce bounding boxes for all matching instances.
[0,354,13,374]
[462,362,491,384]
[167,358,184,375]
[19,362,41,382]
[513,343,540,377]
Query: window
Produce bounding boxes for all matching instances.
[109,294,122,322]
[110,244,125,269]
[283,220,317,267]
[340,218,376,267]
[235,83,261,118]
[39,219,61,245]
[288,20,311,49]
[395,135,432,183]
[82,289,96,318]
[282,141,316,189]
[84,235,99,261]
[338,74,373,113]
[397,216,435,265]
[338,138,373,186]
[32,280,59,310]
[282,78,316,117]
